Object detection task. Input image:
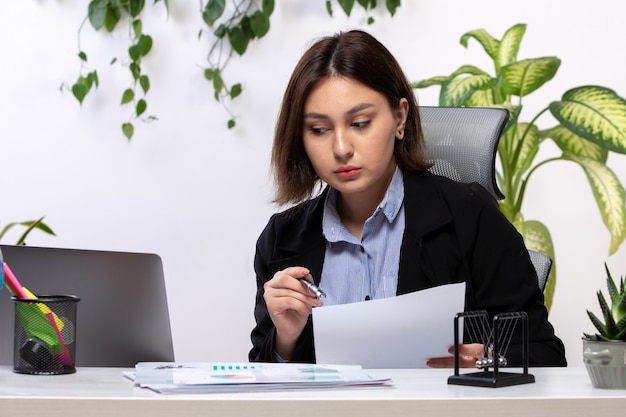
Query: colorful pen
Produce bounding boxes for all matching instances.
[2,262,30,299]
[299,278,327,299]
[3,261,64,327]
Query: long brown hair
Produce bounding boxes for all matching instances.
[271,30,431,206]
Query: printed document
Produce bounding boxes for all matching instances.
[129,362,392,394]
[313,282,466,368]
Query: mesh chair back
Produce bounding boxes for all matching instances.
[420,106,509,200]
[527,249,552,292]
[420,106,552,292]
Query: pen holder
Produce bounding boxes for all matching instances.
[12,295,80,375]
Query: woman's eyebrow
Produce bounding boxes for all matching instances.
[303,112,327,120]
[346,103,374,114]
[303,103,375,120]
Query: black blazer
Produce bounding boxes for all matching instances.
[249,170,567,366]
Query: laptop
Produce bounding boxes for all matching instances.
[0,245,175,367]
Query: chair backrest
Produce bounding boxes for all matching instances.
[527,249,552,292]
[420,106,551,291]
[420,106,508,200]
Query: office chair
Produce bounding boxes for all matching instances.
[527,249,552,292]
[419,106,551,291]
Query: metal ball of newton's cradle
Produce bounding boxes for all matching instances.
[475,356,508,369]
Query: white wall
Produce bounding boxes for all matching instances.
[1,0,625,367]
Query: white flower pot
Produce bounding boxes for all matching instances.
[582,338,626,389]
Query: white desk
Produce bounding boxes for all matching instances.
[1,366,625,417]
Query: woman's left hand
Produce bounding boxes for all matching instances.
[426,343,485,368]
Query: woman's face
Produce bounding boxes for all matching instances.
[302,76,408,199]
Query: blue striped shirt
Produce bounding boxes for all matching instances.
[319,167,405,306]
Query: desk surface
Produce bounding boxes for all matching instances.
[1,366,625,417]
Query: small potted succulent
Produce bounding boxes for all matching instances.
[583,264,626,389]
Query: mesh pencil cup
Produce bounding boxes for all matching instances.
[12,295,80,375]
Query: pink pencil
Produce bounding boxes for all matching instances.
[46,312,72,366]
[2,262,30,299]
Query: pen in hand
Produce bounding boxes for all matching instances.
[298,278,327,299]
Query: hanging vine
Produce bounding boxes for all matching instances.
[68,0,401,140]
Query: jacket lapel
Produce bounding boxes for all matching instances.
[269,191,328,286]
[398,171,454,294]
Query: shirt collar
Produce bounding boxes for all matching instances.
[322,167,404,242]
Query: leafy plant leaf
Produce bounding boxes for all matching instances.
[496,23,526,70]
[203,0,226,27]
[326,0,333,16]
[547,125,608,163]
[122,123,134,140]
[460,28,500,65]
[228,26,250,55]
[465,89,499,108]
[123,0,145,18]
[137,34,153,56]
[230,83,242,99]
[72,83,88,104]
[386,0,400,15]
[139,75,150,94]
[440,74,496,107]
[88,0,109,30]
[600,289,619,336]
[563,152,626,254]
[411,76,448,89]
[103,3,122,32]
[71,72,98,104]
[136,99,147,116]
[0,217,56,245]
[129,44,141,61]
[550,86,626,154]
[606,265,620,308]
[501,122,540,177]
[250,10,271,38]
[130,62,141,80]
[212,70,224,98]
[501,57,560,97]
[132,19,143,37]
[587,309,608,337]
[262,0,275,15]
[338,0,355,15]
[88,71,99,88]
[121,88,135,104]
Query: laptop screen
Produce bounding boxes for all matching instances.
[0,245,175,367]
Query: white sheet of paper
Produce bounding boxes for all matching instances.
[313,282,466,369]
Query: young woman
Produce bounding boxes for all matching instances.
[249,30,566,367]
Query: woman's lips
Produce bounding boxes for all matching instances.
[335,166,361,178]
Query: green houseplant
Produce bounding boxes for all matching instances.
[71,0,400,139]
[0,217,56,246]
[412,23,626,310]
[583,264,626,389]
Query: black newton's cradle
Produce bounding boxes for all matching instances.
[447,311,535,388]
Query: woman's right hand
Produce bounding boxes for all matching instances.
[263,266,323,360]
